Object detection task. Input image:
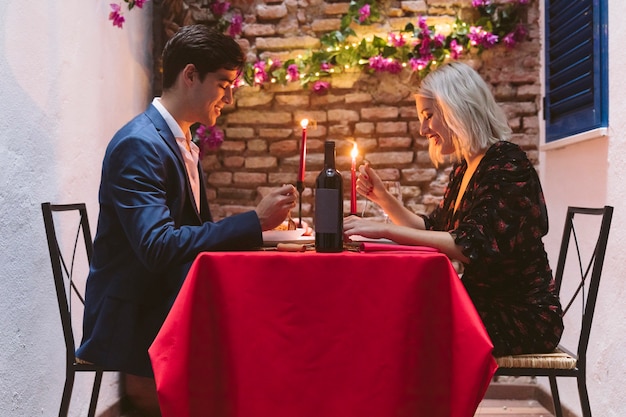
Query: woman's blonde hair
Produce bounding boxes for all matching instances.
[416,61,512,166]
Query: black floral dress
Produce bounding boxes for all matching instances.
[422,141,564,356]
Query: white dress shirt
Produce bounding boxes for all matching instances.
[151,97,201,212]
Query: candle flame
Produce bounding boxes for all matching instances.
[300,119,309,129]
[351,142,358,159]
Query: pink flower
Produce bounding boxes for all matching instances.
[368,55,386,72]
[270,59,282,71]
[312,81,330,94]
[517,0,529,4]
[503,32,516,49]
[368,55,402,74]
[468,26,485,46]
[513,23,528,41]
[210,1,230,17]
[503,24,527,49]
[320,62,331,71]
[358,4,370,23]
[450,39,463,59]
[286,64,300,81]
[385,59,403,74]
[109,4,125,28]
[253,61,268,85]
[195,125,225,156]
[468,26,498,48]
[134,0,147,8]
[471,0,491,6]
[433,34,445,48]
[482,32,499,48]
[228,14,243,37]
[419,36,431,56]
[388,33,406,47]
[417,16,429,32]
[409,57,429,72]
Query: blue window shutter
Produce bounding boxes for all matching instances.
[545,0,608,142]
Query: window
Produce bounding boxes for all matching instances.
[544,0,608,142]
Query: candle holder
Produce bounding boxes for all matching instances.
[296,180,304,228]
[297,119,309,228]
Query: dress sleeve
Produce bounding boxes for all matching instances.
[452,148,549,265]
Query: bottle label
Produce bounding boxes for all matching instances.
[314,188,341,233]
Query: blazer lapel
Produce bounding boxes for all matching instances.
[145,104,204,223]
[145,104,184,162]
[198,164,213,223]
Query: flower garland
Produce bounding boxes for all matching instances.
[109,0,529,89]
[244,0,530,92]
[108,0,530,153]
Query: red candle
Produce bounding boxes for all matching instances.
[350,142,358,214]
[298,119,309,182]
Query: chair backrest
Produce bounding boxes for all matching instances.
[552,206,613,363]
[41,203,94,364]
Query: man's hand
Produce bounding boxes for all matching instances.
[255,184,297,231]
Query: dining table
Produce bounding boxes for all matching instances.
[149,245,497,417]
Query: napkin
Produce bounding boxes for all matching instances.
[359,242,439,253]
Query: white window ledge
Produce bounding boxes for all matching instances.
[540,127,609,151]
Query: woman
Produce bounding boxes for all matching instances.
[344,62,563,356]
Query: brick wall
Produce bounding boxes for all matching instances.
[153,0,541,224]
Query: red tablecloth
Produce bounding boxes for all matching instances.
[149,251,496,417]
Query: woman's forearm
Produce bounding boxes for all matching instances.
[384,225,469,263]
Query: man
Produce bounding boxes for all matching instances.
[76,25,296,415]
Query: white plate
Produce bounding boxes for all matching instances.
[263,229,306,242]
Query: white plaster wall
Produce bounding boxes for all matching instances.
[2,0,625,416]
[0,0,152,415]
[537,0,626,415]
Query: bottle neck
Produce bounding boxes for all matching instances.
[324,142,336,169]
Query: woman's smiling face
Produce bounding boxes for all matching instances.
[415,95,455,157]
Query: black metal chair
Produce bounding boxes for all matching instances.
[41,202,115,417]
[494,206,613,417]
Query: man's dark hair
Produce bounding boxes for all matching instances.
[161,25,245,90]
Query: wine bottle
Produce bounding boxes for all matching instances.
[315,141,343,252]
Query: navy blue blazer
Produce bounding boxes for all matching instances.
[76,104,263,376]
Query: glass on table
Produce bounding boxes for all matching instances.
[361,181,402,222]
[381,181,402,223]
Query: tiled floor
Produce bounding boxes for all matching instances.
[474,398,554,416]
[119,399,554,417]
[118,383,556,417]
[120,400,554,417]
[120,398,554,417]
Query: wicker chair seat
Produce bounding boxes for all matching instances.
[495,347,577,370]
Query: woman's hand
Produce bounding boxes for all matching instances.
[356,163,387,205]
[343,215,390,240]
[357,163,405,222]
[344,215,468,262]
